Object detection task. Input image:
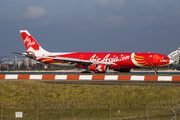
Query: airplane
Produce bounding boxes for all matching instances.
[10,30,173,73]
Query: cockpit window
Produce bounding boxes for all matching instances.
[163,57,169,59]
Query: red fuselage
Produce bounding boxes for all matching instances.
[18,30,173,73]
[33,52,172,72]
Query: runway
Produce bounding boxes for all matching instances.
[1,73,180,86]
[1,70,180,75]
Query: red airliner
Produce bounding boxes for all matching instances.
[11,30,173,73]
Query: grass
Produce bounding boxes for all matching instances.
[0,81,180,102]
[0,81,180,119]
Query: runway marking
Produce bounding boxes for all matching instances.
[67,75,79,80]
[30,75,42,80]
[172,76,180,81]
[131,76,145,81]
[5,75,18,79]
[144,76,158,81]
[92,75,105,80]
[79,75,93,80]
[42,75,55,80]
[0,74,180,81]
[0,75,6,79]
[18,75,30,79]
[55,75,67,80]
[158,76,172,81]
[104,75,118,80]
[118,75,131,80]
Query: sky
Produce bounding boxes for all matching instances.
[1,0,180,56]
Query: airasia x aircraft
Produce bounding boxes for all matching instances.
[11,30,173,73]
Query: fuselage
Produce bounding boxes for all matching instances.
[34,52,172,70]
[16,30,173,73]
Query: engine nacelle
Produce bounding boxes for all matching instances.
[89,64,107,73]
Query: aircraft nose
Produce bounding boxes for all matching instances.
[170,59,174,64]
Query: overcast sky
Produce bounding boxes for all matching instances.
[1,0,180,56]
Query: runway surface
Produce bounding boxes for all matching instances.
[0,71,180,75]
[0,71,180,86]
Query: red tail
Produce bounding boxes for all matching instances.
[20,30,40,51]
[20,30,49,54]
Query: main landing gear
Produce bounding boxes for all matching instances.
[81,70,91,73]
[81,66,91,73]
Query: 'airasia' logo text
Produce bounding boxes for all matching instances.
[24,36,36,48]
[22,32,39,51]
[90,54,130,63]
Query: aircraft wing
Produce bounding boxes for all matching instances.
[42,56,116,66]
[9,51,116,66]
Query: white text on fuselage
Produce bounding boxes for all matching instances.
[90,54,130,63]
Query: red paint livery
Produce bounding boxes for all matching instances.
[11,30,173,73]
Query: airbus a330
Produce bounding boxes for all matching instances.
[10,30,173,73]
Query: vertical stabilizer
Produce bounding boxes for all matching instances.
[20,30,49,55]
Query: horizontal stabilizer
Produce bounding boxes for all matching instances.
[8,51,26,56]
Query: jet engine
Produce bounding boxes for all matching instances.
[89,64,108,73]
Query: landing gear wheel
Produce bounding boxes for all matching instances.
[81,66,91,73]
[81,71,91,73]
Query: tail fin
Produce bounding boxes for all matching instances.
[20,30,49,54]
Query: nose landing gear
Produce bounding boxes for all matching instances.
[155,68,158,74]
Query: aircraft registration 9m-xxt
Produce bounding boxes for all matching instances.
[10,30,173,73]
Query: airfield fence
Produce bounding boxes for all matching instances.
[0,100,180,120]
